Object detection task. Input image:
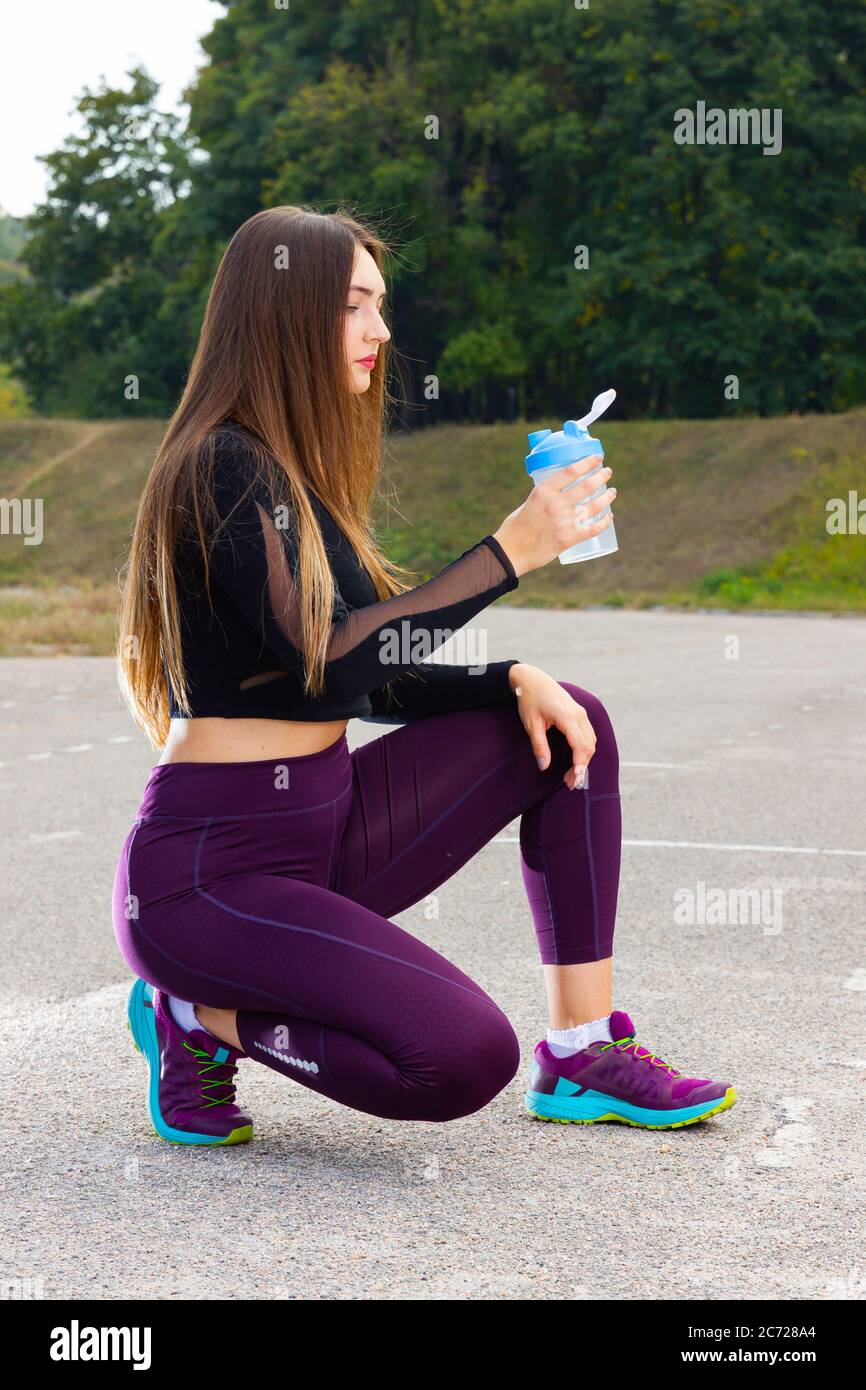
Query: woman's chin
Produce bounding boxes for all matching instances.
[349,367,372,393]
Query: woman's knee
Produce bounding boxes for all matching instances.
[557,680,619,773]
[413,1008,521,1123]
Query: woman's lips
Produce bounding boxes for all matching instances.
[356,356,377,368]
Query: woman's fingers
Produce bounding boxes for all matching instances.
[574,486,616,531]
[559,457,611,490]
[559,462,613,501]
[560,706,597,788]
[530,718,553,770]
[532,706,598,788]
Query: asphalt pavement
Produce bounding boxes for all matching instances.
[1,607,864,1300]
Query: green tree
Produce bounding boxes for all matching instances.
[2,1,865,420]
[0,362,31,417]
[0,67,196,415]
[0,210,28,285]
[175,0,866,419]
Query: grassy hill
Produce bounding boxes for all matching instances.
[0,411,864,655]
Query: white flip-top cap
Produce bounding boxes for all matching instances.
[574,388,616,431]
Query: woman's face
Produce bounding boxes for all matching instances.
[345,245,390,393]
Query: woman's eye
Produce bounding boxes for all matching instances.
[347,305,358,313]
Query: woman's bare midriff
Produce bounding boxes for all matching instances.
[156,717,349,764]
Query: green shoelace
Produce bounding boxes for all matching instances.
[182,1040,239,1108]
[599,1032,681,1077]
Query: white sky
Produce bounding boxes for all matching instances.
[1,0,222,217]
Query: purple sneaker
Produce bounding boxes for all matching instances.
[127,979,253,1145]
[524,1009,736,1129]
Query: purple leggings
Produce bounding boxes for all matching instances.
[112,681,621,1123]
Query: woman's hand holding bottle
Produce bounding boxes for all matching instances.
[493,457,616,578]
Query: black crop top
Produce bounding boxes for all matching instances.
[165,424,522,724]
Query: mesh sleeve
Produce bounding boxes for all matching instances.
[203,433,520,704]
[364,659,521,723]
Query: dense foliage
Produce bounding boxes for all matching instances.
[1,0,864,420]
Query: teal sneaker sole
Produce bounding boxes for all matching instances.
[524,1085,737,1129]
[127,978,252,1146]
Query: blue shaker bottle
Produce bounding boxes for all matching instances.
[524,388,618,565]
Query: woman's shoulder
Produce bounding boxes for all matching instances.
[203,419,285,506]
[202,422,343,547]
[208,418,269,470]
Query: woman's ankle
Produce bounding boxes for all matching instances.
[547,1013,613,1056]
[194,1005,244,1053]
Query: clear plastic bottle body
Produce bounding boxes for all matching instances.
[529,441,618,565]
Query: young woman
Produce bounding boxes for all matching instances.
[112,205,736,1145]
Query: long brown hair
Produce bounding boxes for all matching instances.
[116,205,418,750]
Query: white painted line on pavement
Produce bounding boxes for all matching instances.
[492,835,866,857]
[626,838,866,857]
[0,736,135,769]
[29,830,83,843]
[621,760,695,769]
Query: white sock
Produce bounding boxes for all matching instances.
[167,994,209,1037]
[548,1013,613,1057]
